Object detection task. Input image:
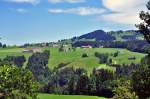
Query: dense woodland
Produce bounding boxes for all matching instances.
[72,40,149,53]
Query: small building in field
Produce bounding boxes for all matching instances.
[99,45,104,48]
[32,48,42,53]
[22,49,33,53]
[22,48,42,53]
[52,43,60,48]
[128,56,136,60]
[41,43,47,47]
[81,45,92,48]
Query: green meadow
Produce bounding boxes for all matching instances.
[0,47,145,72]
[48,48,145,72]
[38,94,106,99]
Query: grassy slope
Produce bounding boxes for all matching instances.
[0,47,32,66]
[38,94,106,99]
[48,48,145,72]
[0,47,145,72]
[0,47,32,58]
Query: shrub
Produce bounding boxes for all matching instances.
[82,53,88,58]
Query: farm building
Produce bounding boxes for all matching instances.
[22,49,33,53]
[22,48,42,53]
[99,45,104,48]
[41,43,47,47]
[81,45,92,48]
[52,43,60,48]
[128,56,136,60]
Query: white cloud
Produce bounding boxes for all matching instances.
[101,0,148,24]
[101,13,140,24]
[48,0,86,3]
[4,0,40,5]
[16,8,28,13]
[48,7,105,16]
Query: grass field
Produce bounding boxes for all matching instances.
[0,47,145,72]
[48,48,145,72]
[38,94,106,99]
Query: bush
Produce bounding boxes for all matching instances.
[131,64,150,99]
[82,53,88,58]
[113,79,138,99]
[0,65,39,99]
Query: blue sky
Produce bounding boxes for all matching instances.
[0,0,148,45]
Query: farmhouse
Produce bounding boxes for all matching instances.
[41,43,47,47]
[81,45,92,48]
[32,48,42,53]
[99,45,104,48]
[128,56,136,60]
[52,43,60,48]
[22,48,42,53]
[22,49,33,53]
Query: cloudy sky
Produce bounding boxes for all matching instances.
[0,0,148,45]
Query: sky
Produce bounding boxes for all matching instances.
[0,0,148,45]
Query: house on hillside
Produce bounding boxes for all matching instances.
[99,45,104,48]
[22,48,42,53]
[52,43,60,48]
[41,43,47,47]
[63,45,72,52]
[128,56,136,60]
[22,49,33,53]
[32,48,42,53]
[81,45,92,48]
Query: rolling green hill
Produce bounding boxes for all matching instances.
[48,48,145,72]
[0,47,145,73]
[71,30,143,42]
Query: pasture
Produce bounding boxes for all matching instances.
[0,47,145,72]
[38,94,106,99]
[48,48,145,72]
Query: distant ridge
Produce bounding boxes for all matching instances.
[78,30,116,41]
[71,29,143,42]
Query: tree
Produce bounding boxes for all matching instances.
[136,1,150,44]
[113,78,138,99]
[14,56,26,67]
[59,45,64,52]
[27,50,51,84]
[0,65,38,99]
[133,1,150,99]
[82,53,88,58]
[95,52,109,64]
[113,51,119,57]
[76,74,89,95]
[68,77,75,95]
[2,44,6,48]
[2,56,26,68]
[131,65,150,99]
[95,69,114,98]
[0,43,2,48]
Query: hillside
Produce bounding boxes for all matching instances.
[71,30,143,43]
[108,30,143,41]
[78,30,115,41]
[48,48,145,72]
[0,47,145,73]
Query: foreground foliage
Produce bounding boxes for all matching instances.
[113,79,138,99]
[0,65,38,99]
